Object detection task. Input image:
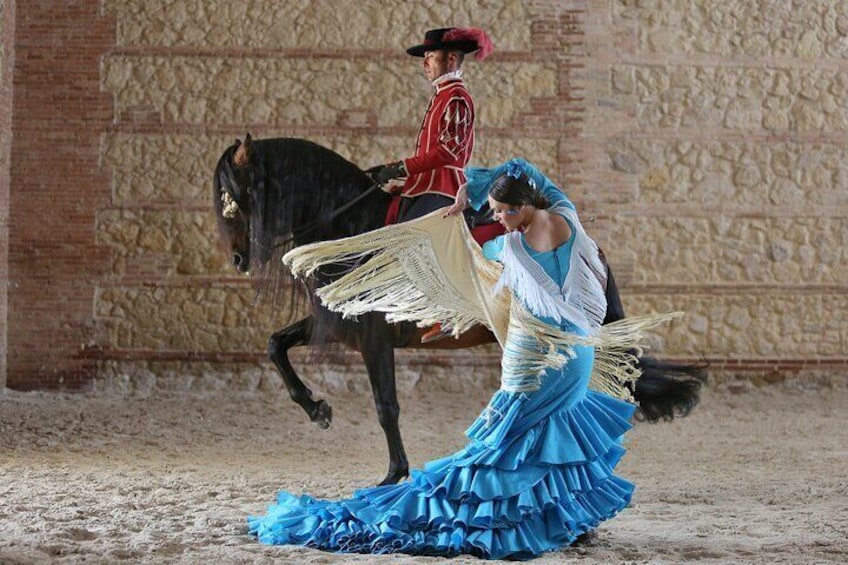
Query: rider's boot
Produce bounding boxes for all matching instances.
[420,323,448,344]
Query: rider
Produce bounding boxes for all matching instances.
[369,27,493,343]
[369,27,493,225]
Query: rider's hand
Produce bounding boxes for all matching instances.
[444,184,469,217]
[368,161,407,186]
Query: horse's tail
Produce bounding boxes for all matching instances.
[603,259,708,422]
[631,356,707,421]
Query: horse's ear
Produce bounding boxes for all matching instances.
[234,134,251,166]
[233,133,252,166]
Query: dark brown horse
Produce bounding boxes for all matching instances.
[213,135,706,486]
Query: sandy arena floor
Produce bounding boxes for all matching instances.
[1,379,846,564]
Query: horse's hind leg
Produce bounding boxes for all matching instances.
[268,316,332,429]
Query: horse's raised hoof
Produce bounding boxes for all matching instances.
[311,400,332,430]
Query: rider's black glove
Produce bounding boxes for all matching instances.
[368,161,407,185]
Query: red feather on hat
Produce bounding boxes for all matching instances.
[444,27,494,61]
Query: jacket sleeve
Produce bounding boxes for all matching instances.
[403,97,473,175]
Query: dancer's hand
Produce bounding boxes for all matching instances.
[444,184,469,217]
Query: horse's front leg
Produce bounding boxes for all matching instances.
[267,316,332,429]
[358,314,409,486]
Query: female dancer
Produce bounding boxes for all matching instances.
[249,158,674,559]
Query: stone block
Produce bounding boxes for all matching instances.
[102,133,559,205]
[93,355,502,394]
[614,65,848,131]
[102,56,556,128]
[96,209,229,275]
[607,138,848,208]
[613,0,848,58]
[624,293,848,359]
[605,215,848,285]
[103,0,530,51]
[93,286,303,351]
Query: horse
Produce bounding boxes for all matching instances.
[213,135,706,486]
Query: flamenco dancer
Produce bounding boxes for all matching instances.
[249,159,679,559]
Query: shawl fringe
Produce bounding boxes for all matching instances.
[284,210,681,401]
[284,212,493,338]
[507,302,683,400]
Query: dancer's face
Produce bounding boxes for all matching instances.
[488,197,527,232]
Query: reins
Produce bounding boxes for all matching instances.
[270,180,383,250]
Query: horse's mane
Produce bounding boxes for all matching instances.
[214,137,389,317]
[249,138,384,249]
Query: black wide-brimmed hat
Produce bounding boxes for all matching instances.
[406,27,493,60]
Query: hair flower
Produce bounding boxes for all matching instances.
[505,160,525,180]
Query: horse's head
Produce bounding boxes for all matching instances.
[214,134,388,282]
[213,134,259,273]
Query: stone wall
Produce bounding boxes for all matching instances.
[2,1,845,390]
[579,0,848,383]
[85,0,576,392]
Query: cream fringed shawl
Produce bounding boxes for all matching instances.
[283,209,680,401]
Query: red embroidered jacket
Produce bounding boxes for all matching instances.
[400,74,475,199]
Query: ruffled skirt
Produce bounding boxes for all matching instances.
[248,345,636,559]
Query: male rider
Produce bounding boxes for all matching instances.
[370,27,493,225]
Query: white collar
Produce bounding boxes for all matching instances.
[432,69,463,87]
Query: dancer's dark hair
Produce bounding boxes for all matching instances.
[488,173,551,209]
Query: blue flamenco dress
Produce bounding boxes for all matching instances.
[248,159,638,559]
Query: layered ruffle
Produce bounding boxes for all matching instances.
[248,385,636,560]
